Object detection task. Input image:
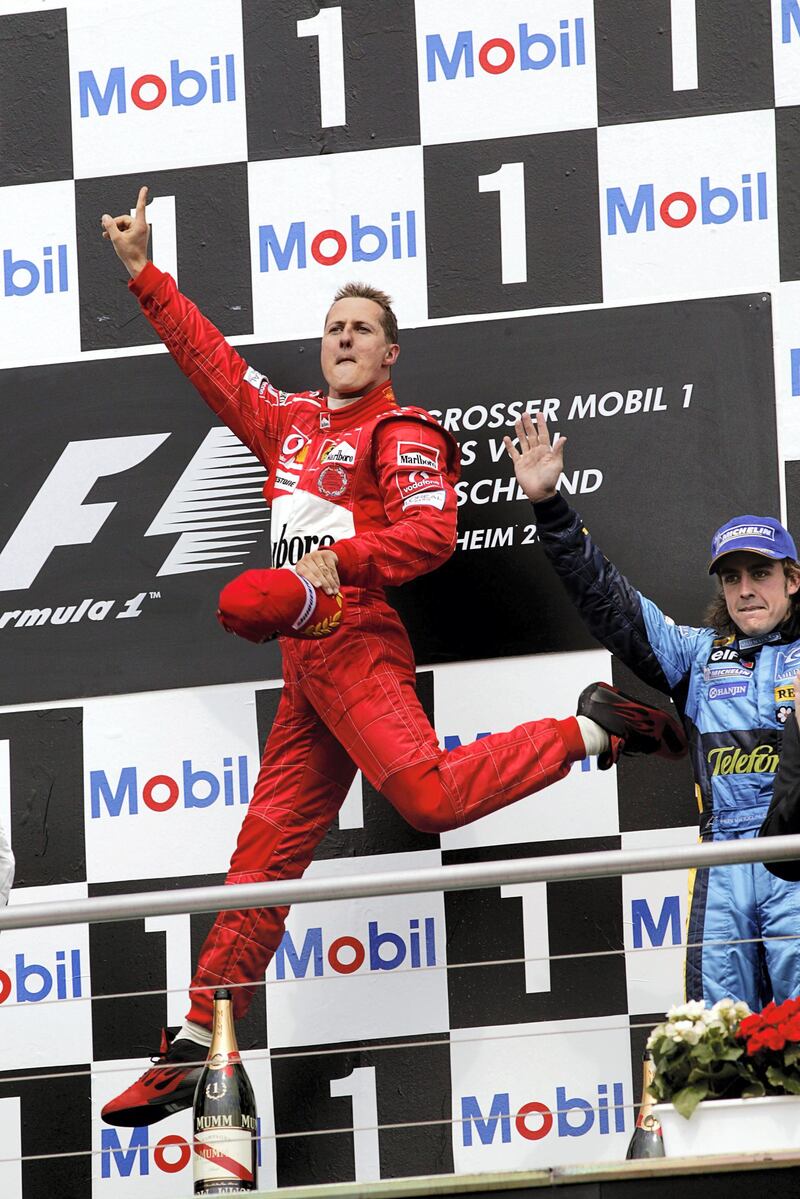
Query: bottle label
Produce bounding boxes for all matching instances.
[193,1128,255,1187]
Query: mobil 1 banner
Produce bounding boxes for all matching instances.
[390,291,778,664]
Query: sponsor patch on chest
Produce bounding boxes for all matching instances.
[280,428,311,467]
[707,681,750,701]
[317,464,349,498]
[775,644,800,683]
[703,645,753,683]
[322,440,357,466]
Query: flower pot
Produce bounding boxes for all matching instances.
[654,1094,800,1156]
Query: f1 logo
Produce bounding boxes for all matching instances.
[0,435,168,591]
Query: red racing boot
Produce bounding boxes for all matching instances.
[101,1027,206,1126]
[577,681,687,771]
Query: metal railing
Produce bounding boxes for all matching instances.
[2,832,799,930]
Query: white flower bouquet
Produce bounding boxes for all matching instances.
[647,998,759,1118]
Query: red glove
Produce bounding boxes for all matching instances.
[217,569,345,643]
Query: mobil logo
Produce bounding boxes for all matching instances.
[258,210,417,273]
[426,18,586,81]
[0,947,82,1004]
[461,1083,626,1146]
[631,895,681,949]
[89,756,251,818]
[273,917,437,979]
[78,54,236,118]
[606,172,768,235]
[101,1120,262,1180]
[3,245,68,298]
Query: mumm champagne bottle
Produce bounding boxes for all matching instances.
[625,1050,664,1159]
[193,988,258,1195]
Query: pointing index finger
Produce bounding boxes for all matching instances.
[135,185,149,221]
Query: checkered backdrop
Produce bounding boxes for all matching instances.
[0,1,798,1194]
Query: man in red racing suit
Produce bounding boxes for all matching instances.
[99,187,685,1128]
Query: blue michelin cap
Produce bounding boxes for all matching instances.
[709,515,798,574]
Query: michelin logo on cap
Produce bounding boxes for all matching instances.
[708,514,798,573]
[717,524,776,547]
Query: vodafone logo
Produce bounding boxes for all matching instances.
[397,469,444,502]
[281,431,308,460]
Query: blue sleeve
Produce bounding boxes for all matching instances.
[534,494,706,695]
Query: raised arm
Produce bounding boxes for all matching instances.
[505,413,702,695]
[101,187,289,463]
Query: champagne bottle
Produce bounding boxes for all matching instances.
[625,1051,664,1159]
[193,988,258,1195]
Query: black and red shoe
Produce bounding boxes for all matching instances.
[577,682,687,771]
[101,1027,205,1127]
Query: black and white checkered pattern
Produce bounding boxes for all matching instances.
[1,2,799,1193]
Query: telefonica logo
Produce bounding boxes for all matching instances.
[706,745,779,776]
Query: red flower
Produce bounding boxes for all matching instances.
[746,1027,787,1053]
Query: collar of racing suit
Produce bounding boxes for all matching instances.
[324,380,397,428]
[733,610,800,651]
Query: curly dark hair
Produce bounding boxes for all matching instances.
[704,559,800,635]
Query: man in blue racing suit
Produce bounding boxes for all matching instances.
[506,412,800,1010]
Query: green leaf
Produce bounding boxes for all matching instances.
[716,1047,744,1061]
[673,1083,709,1120]
[766,1067,800,1095]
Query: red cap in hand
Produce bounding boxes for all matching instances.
[217,569,344,643]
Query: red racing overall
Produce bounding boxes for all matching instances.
[130,264,587,1025]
